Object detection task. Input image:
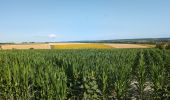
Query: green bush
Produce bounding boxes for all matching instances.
[156,43,166,49]
[165,43,170,49]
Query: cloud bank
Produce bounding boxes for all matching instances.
[48,34,57,38]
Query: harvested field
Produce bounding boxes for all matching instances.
[1,44,51,49]
[105,43,153,48]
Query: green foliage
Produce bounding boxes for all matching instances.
[166,43,170,49]
[156,42,170,49]
[83,71,101,100]
[136,51,146,99]
[0,49,169,99]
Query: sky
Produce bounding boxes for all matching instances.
[0,0,170,42]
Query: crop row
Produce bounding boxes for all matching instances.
[0,49,169,99]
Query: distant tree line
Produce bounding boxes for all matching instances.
[74,38,170,44]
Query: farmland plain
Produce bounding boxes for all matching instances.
[0,43,154,49]
[0,49,169,99]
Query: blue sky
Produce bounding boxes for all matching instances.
[0,0,170,42]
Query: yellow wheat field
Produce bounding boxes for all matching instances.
[51,44,113,49]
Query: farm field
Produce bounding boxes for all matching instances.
[50,43,113,49]
[50,43,153,49]
[0,43,154,50]
[0,44,51,49]
[0,49,169,99]
[105,43,155,48]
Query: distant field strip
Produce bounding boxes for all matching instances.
[50,43,113,49]
[0,43,154,50]
[105,44,152,48]
[1,44,51,49]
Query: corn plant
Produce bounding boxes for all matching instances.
[136,51,146,99]
[0,49,169,99]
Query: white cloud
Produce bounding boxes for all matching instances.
[48,34,57,38]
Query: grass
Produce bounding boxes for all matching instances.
[50,43,113,49]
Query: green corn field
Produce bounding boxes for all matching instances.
[0,49,170,99]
